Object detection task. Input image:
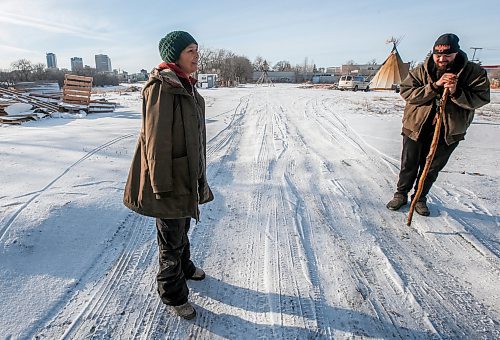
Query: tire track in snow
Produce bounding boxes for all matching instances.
[34,213,160,339]
[430,184,500,260]
[59,214,155,339]
[277,92,499,337]
[0,133,135,243]
[32,87,498,338]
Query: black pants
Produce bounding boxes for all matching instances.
[397,134,459,199]
[155,217,196,306]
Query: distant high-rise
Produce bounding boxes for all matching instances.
[46,53,57,69]
[95,54,112,72]
[71,57,84,71]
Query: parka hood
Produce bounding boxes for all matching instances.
[141,68,184,96]
[424,49,468,79]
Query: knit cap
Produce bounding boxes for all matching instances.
[159,31,197,63]
[433,33,460,54]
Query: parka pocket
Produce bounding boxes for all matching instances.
[447,108,470,134]
[172,156,191,194]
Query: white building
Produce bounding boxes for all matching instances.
[197,73,218,88]
[95,54,112,73]
[70,57,83,71]
[46,53,57,69]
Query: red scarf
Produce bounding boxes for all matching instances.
[157,62,197,85]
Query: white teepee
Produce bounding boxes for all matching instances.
[370,40,409,90]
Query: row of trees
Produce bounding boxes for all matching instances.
[253,56,318,73]
[196,48,329,84]
[198,48,253,84]
[0,59,120,87]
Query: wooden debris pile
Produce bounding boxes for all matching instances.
[0,87,60,124]
[1,76,122,124]
[89,99,117,113]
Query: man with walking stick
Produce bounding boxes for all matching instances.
[386,33,490,216]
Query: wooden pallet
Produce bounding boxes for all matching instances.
[63,74,93,106]
[0,87,60,112]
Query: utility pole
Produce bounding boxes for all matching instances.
[470,47,483,64]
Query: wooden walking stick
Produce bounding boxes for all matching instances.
[407,88,450,226]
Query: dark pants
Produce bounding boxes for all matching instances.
[397,134,459,199]
[155,217,196,306]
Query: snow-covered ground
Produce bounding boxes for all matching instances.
[0,84,498,339]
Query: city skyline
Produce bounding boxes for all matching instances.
[1,0,499,73]
[44,53,113,72]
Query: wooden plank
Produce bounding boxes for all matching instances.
[0,119,23,124]
[65,74,93,82]
[63,92,90,101]
[63,93,91,100]
[63,99,90,105]
[64,80,92,88]
[62,86,92,93]
[63,93,90,100]
[89,103,116,108]
[89,109,115,113]
[63,100,90,106]
[0,88,59,112]
[63,91,91,98]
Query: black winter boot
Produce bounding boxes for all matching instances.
[386,192,408,211]
[414,199,430,216]
[188,267,206,281]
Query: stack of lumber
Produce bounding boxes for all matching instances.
[0,87,61,124]
[0,87,60,112]
[89,99,117,113]
[0,99,19,115]
[61,74,93,110]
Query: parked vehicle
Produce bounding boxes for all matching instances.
[338,75,370,91]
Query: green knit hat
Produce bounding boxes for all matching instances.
[158,31,197,63]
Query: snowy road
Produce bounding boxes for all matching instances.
[1,85,499,339]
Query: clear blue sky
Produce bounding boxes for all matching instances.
[1,0,499,72]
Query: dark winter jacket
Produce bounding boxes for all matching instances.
[123,67,213,220]
[400,50,490,145]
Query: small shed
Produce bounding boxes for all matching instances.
[197,74,218,88]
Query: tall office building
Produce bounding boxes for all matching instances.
[71,57,84,71]
[46,53,57,69]
[95,54,112,72]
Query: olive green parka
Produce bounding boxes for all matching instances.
[123,68,213,220]
[400,51,490,145]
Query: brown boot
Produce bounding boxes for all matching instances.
[415,200,430,216]
[386,192,408,211]
[173,302,196,320]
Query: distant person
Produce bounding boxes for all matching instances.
[386,33,490,216]
[123,31,213,320]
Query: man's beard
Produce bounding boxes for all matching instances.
[436,59,455,78]
[436,59,455,71]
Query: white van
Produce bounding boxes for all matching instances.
[338,75,370,91]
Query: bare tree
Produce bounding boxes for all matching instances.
[198,46,214,74]
[32,63,46,80]
[230,56,252,82]
[273,60,292,72]
[11,59,33,81]
[0,71,16,87]
[253,56,266,71]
